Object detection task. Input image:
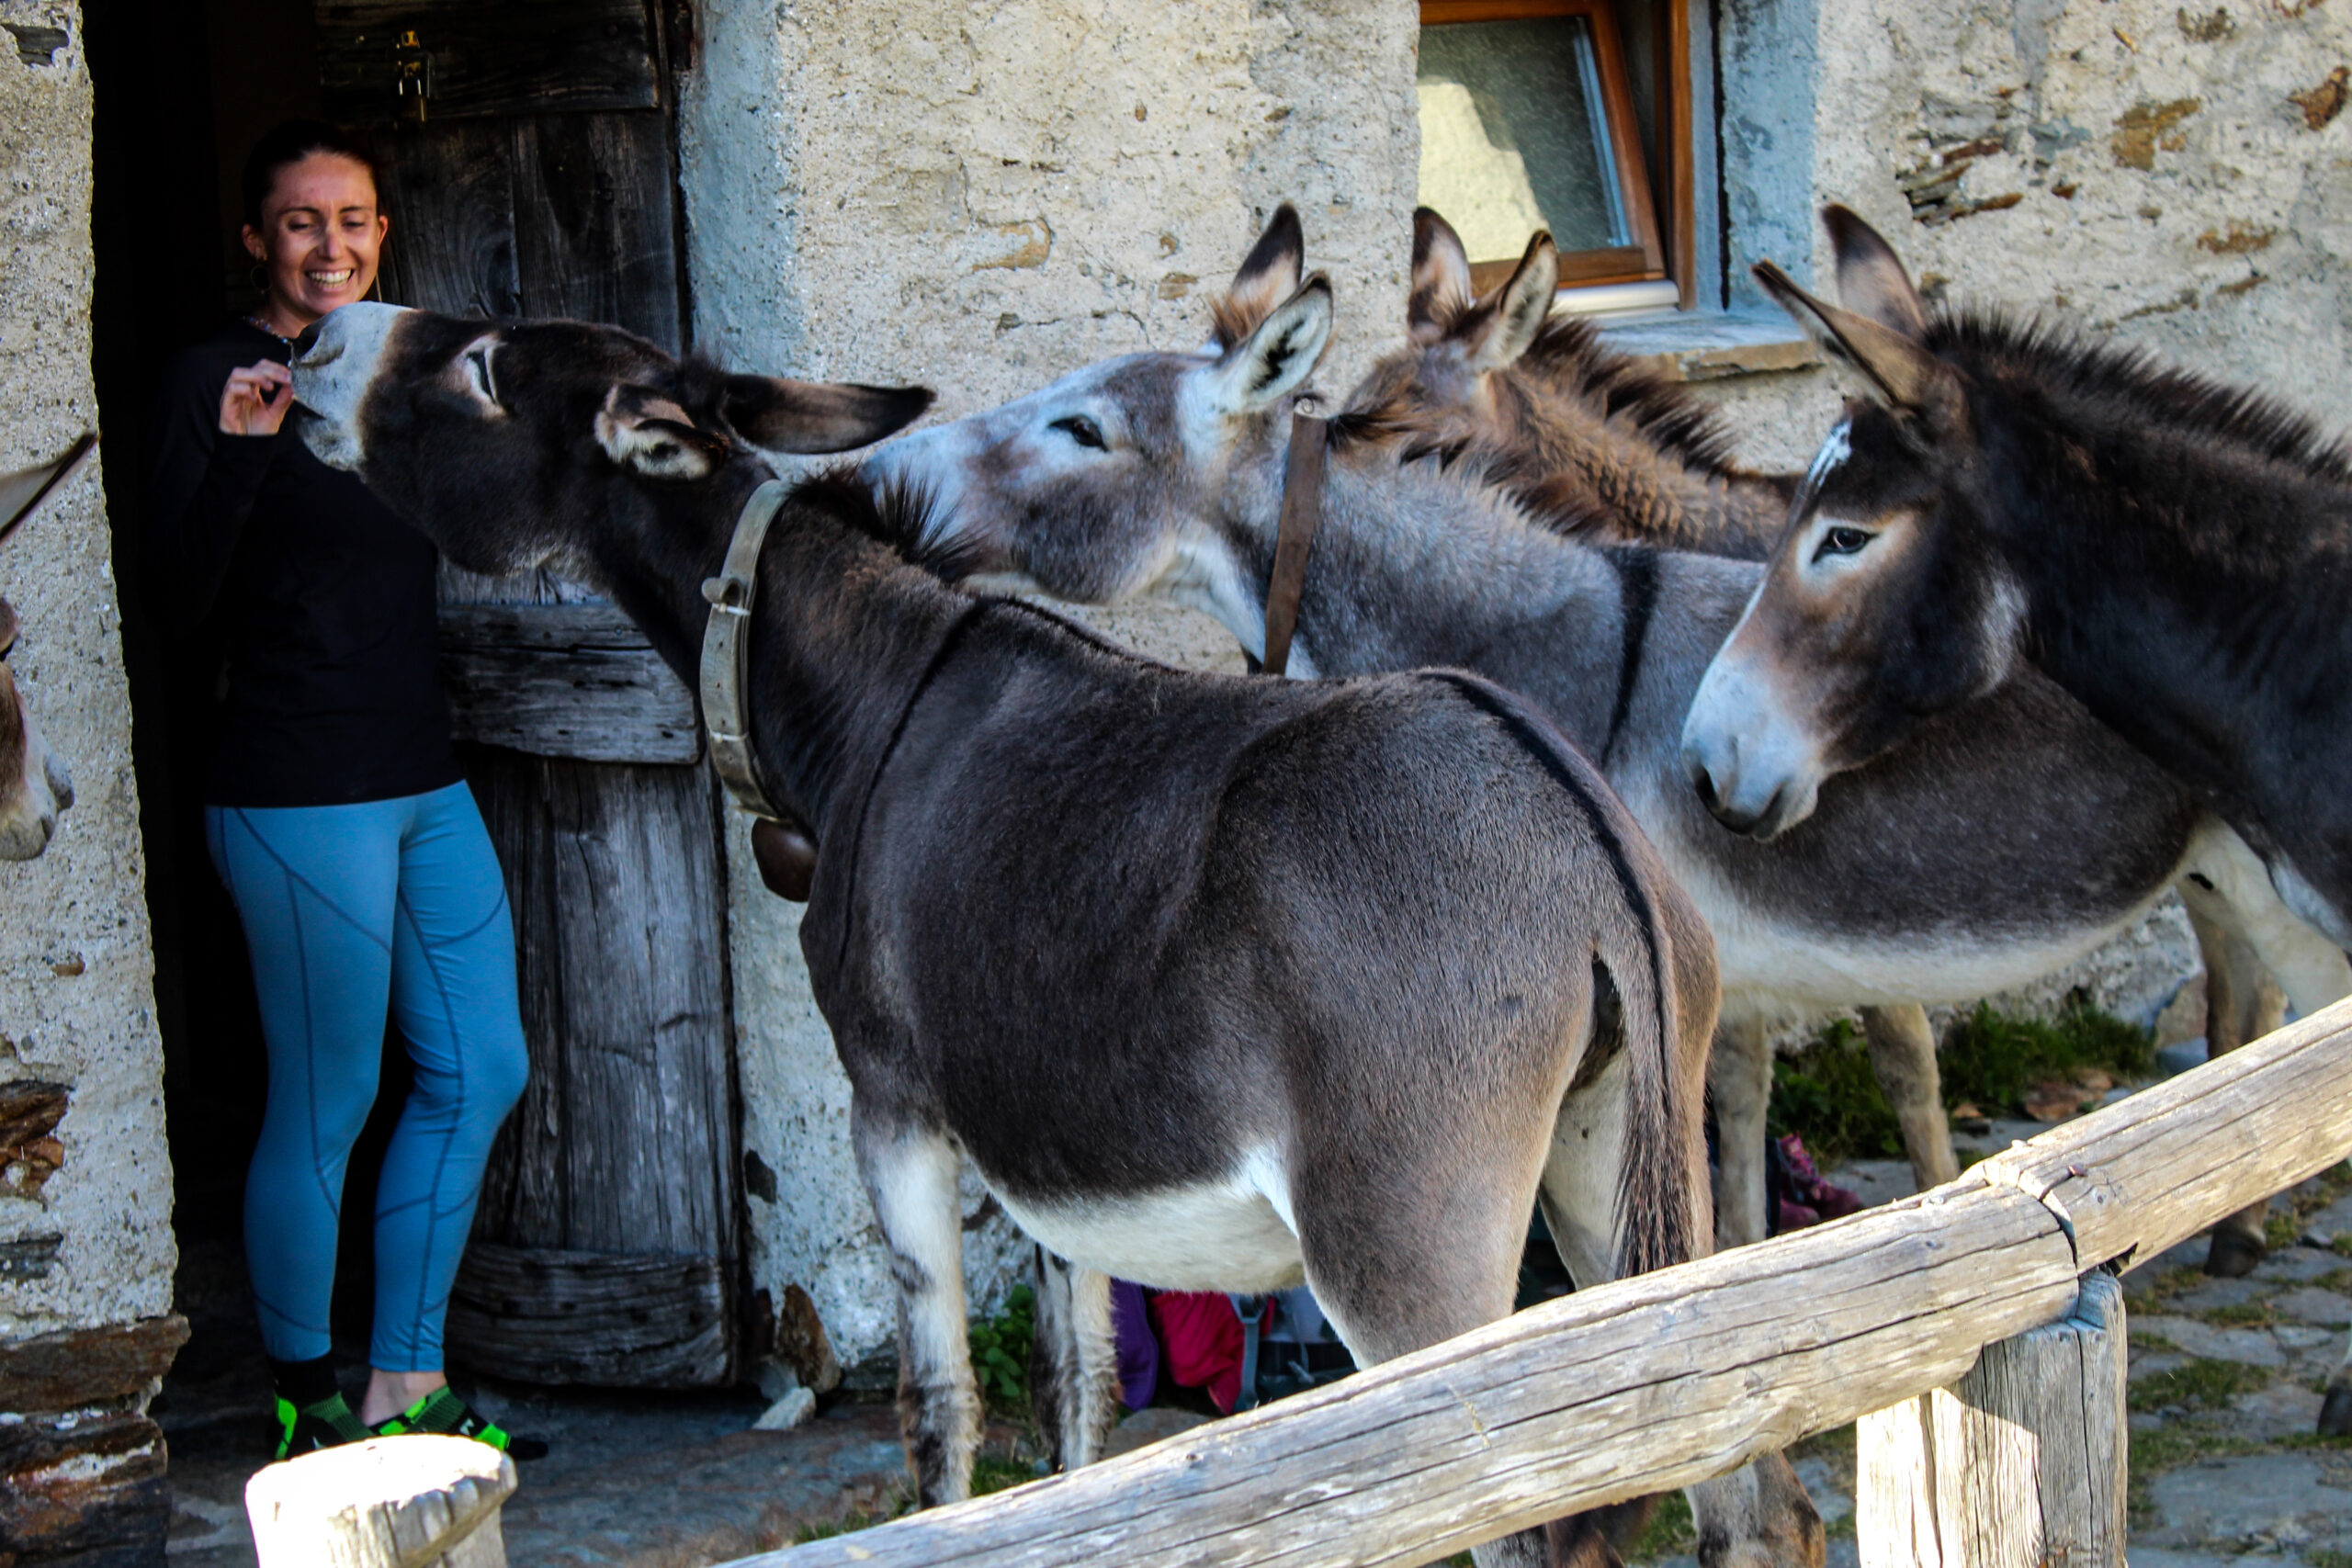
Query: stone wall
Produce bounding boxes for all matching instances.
[678,0,1419,1371]
[0,3,179,1561]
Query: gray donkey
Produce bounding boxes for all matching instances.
[869,209,2352,1259]
[289,302,1825,1568]
[1347,212,2323,1271]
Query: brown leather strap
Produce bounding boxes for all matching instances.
[1262,413,1327,679]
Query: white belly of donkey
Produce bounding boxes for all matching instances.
[988,1149,1306,1293]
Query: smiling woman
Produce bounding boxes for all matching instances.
[139,120,542,1467]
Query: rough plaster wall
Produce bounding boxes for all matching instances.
[0,1,172,1336]
[681,0,1419,1368]
[1698,0,2352,1038]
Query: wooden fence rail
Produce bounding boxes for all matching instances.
[724,997,2352,1568]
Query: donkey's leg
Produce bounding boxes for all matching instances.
[2182,897,2287,1276]
[853,1113,980,1506]
[1025,1247,1117,1472]
[1708,1014,1772,1250]
[1543,1055,1824,1568]
[2322,1337,2352,1438]
[1858,1004,1957,1191]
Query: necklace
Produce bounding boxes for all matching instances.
[243,314,300,357]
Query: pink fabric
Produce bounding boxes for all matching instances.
[1147,1291,1255,1414]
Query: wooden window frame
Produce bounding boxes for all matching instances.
[1420,0,1696,308]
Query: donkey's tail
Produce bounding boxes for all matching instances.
[1416,671,1706,1281]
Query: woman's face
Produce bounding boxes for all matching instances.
[242,152,388,327]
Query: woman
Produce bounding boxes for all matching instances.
[143,120,537,1461]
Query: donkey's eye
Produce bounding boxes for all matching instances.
[1050,414,1107,450]
[464,347,500,409]
[1813,525,1874,561]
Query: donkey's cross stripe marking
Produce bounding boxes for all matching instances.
[1600,548,1657,768]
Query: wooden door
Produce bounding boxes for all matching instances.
[312,0,741,1387]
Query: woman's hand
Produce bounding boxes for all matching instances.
[219,360,295,436]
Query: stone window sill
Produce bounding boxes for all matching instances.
[1595,306,1821,384]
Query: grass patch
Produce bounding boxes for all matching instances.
[1767,1019,1904,1166]
[2127,1357,2275,1414]
[2304,1551,2352,1568]
[2199,1300,2278,1328]
[2125,1264,2207,1310]
[968,1285,1035,1415]
[971,1452,1040,1496]
[1939,999,2154,1118]
[1623,1488,1695,1563]
[793,1495,910,1543]
[1765,1002,2154,1166]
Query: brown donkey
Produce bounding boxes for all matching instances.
[1346,211,2315,1272]
[1684,205,2352,1433]
[290,304,1821,1567]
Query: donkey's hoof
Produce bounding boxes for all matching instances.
[2320,1382,2352,1438]
[2204,1228,2267,1278]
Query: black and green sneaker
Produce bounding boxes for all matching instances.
[370,1386,548,1461]
[267,1355,369,1461]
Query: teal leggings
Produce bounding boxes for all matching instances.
[206,783,528,1371]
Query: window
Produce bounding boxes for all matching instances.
[1418,0,1694,314]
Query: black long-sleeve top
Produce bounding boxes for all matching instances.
[144,317,459,807]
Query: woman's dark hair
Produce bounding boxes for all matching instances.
[241,119,379,229]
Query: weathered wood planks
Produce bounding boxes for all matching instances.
[1860,1272,2128,1567]
[722,998,2352,1568]
[447,1245,729,1388]
[315,0,661,123]
[438,604,696,764]
[455,750,738,1386]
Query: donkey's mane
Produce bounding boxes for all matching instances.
[792,468,990,582]
[1928,310,2352,489]
[1326,376,1660,546]
[1514,314,1746,478]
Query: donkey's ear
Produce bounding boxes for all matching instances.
[1207,275,1334,417]
[1466,231,1558,372]
[1755,260,1957,416]
[724,376,933,454]
[1822,205,1928,341]
[1214,204,1306,350]
[1408,208,1474,344]
[597,386,727,480]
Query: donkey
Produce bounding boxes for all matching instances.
[1682,205,2352,1434]
[1347,211,2309,1259]
[866,207,2348,1273]
[0,443,89,860]
[289,302,1825,1567]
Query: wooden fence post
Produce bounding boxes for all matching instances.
[1858,1269,2126,1568]
[245,1435,516,1567]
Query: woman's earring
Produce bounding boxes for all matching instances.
[247,264,268,293]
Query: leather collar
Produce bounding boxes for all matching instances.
[700,478,794,822]
[1261,412,1327,679]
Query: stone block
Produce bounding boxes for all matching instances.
[0,1314,187,1413]
[0,1408,169,1564]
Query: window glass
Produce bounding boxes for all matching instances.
[1417,17,1627,262]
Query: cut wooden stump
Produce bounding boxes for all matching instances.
[246,1436,516,1567]
[1858,1270,2126,1567]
